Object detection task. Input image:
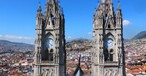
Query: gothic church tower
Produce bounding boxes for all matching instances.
[92,0,126,76]
[34,0,66,76]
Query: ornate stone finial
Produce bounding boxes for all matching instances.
[37,1,42,12]
[38,0,41,5]
[102,0,112,3]
[117,0,121,10]
[61,8,64,15]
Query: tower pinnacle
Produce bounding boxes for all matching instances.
[117,0,121,10]
[37,1,42,12]
[102,0,112,3]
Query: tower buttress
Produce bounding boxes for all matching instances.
[34,3,43,76]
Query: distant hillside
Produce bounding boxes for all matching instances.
[132,31,146,40]
[66,38,92,51]
[71,38,90,42]
[123,39,130,42]
[0,40,34,53]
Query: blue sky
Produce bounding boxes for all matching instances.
[0,0,146,44]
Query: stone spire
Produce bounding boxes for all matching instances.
[117,2,121,10]
[47,0,59,7]
[44,0,60,17]
[102,0,112,3]
[116,1,122,28]
[61,8,64,15]
[37,2,42,17]
[116,1,122,17]
[73,55,84,76]
[100,0,114,17]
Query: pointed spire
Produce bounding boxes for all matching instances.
[47,0,58,2]
[102,0,112,3]
[46,0,59,10]
[78,55,81,66]
[61,8,64,15]
[95,0,101,13]
[117,0,121,10]
[48,0,56,5]
[73,54,84,76]
[37,1,42,12]
[116,0,122,17]
[97,0,100,9]
[37,1,42,17]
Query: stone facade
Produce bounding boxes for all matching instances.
[33,0,66,76]
[92,0,126,76]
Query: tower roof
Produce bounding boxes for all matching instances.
[117,1,121,10]
[102,0,112,3]
[37,2,42,17]
[37,2,42,12]
[116,1,122,17]
[44,0,60,16]
[47,0,58,5]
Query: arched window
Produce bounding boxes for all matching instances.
[105,14,107,18]
[49,49,54,61]
[109,49,114,61]
[108,24,111,28]
[42,49,49,60]
[50,14,55,25]
[104,48,109,61]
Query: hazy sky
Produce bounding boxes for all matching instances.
[0,0,146,44]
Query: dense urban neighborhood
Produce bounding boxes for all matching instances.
[125,39,146,75]
[0,51,33,76]
[1,37,146,75]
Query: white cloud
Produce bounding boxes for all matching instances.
[0,35,3,37]
[0,34,34,40]
[87,32,92,36]
[67,36,72,39]
[123,20,130,26]
[66,36,72,41]
[0,34,34,44]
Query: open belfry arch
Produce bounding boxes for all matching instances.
[34,0,66,76]
[92,0,126,76]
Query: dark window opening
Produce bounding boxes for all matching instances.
[109,49,114,61]
[104,49,114,61]
[104,48,109,61]
[42,49,49,60]
[50,14,55,25]
[108,24,111,28]
[49,49,54,61]
[105,14,107,17]
[48,21,50,25]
